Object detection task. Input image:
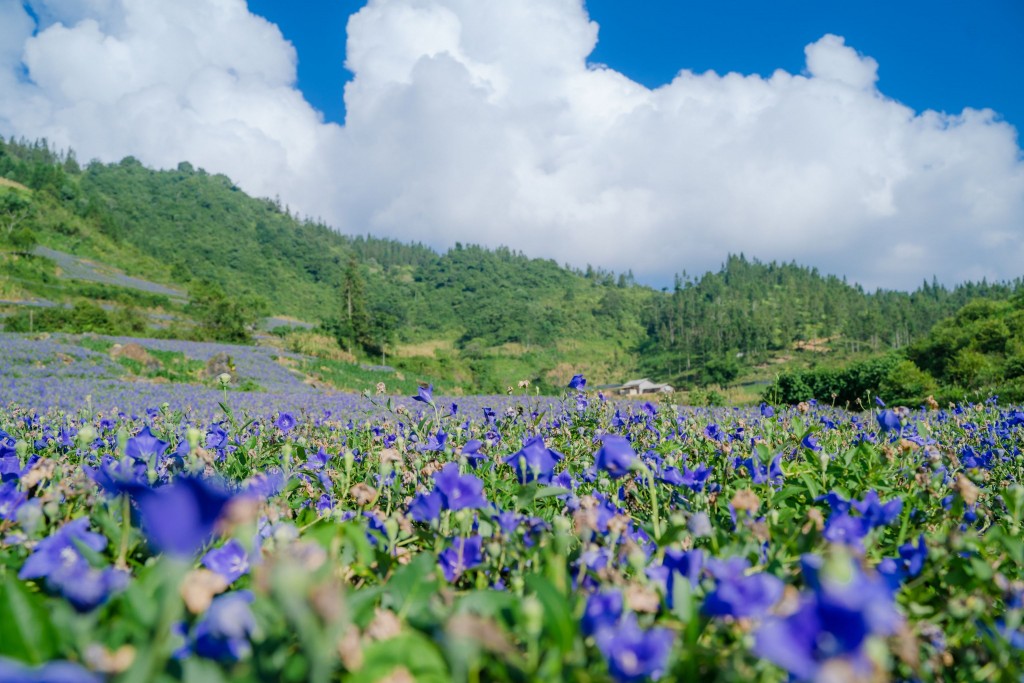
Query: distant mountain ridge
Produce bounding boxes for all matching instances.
[2,137,1022,395]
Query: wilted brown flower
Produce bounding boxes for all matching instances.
[365,608,402,642]
[350,483,379,507]
[955,474,980,507]
[180,569,228,614]
[625,584,661,613]
[731,489,760,514]
[84,644,136,674]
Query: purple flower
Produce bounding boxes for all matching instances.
[461,439,486,467]
[680,464,712,493]
[581,589,624,637]
[664,547,704,587]
[898,534,928,577]
[553,470,576,492]
[703,557,784,619]
[493,510,521,535]
[433,463,488,511]
[0,658,100,683]
[658,466,684,487]
[316,494,334,516]
[0,481,26,521]
[18,518,125,612]
[568,374,587,390]
[245,469,285,500]
[760,402,775,418]
[134,476,235,558]
[801,434,821,452]
[877,557,906,591]
[275,412,296,433]
[420,429,448,452]
[595,435,636,479]
[51,563,128,613]
[754,554,901,680]
[439,536,483,581]
[408,490,443,523]
[202,539,251,583]
[19,518,108,580]
[877,409,901,433]
[852,490,903,529]
[704,423,725,441]
[413,384,435,405]
[654,548,705,608]
[206,424,228,450]
[595,614,674,683]
[83,455,148,498]
[987,620,1024,650]
[815,491,851,515]
[503,436,563,484]
[1,451,30,482]
[125,425,169,464]
[193,591,256,661]
[822,513,870,548]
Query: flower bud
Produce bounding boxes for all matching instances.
[16,501,43,535]
[522,596,544,637]
[77,426,97,449]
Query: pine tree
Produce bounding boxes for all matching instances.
[340,255,370,354]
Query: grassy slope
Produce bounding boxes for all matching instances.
[4,140,1021,400]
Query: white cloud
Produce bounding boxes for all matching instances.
[0,0,1022,290]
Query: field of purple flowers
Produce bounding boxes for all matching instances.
[1,369,1023,682]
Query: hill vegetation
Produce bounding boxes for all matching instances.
[2,137,1021,400]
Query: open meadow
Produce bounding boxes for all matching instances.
[2,335,1023,682]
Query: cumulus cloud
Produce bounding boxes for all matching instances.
[1,0,1022,290]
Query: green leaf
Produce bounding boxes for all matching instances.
[515,482,539,510]
[0,576,59,664]
[532,486,570,500]
[1002,485,1024,524]
[341,522,377,568]
[798,472,821,499]
[671,574,695,624]
[381,553,437,617]
[350,632,449,683]
[455,590,518,620]
[181,658,230,683]
[655,522,690,547]
[524,574,576,654]
[970,556,993,581]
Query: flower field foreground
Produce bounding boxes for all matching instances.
[1,383,1023,682]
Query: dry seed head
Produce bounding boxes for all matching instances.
[955,474,980,507]
[625,584,661,613]
[350,483,379,507]
[337,626,364,671]
[731,489,760,514]
[180,569,228,614]
[365,608,402,641]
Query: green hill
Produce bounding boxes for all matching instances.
[2,137,1021,398]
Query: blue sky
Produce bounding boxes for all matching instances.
[2,0,1023,290]
[250,0,1024,134]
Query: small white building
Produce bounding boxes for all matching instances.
[616,378,674,396]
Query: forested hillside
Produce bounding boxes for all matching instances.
[638,255,1020,386]
[2,137,1021,396]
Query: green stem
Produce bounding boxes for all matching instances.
[646,468,663,541]
[117,494,131,569]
